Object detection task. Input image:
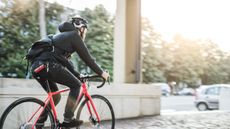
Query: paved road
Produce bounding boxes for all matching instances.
[42,111,230,129]
[43,111,230,129]
[115,111,230,129]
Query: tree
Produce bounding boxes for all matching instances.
[74,5,114,78]
[0,0,65,78]
[164,35,206,87]
[141,21,230,86]
[200,40,230,84]
[141,17,167,83]
[162,36,230,87]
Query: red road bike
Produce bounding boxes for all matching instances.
[0,66,115,129]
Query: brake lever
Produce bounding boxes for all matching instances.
[107,76,110,85]
[104,70,110,85]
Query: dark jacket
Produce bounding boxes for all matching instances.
[33,22,103,77]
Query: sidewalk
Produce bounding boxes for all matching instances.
[115,111,230,129]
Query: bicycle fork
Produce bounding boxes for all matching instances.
[86,96,101,125]
[82,83,101,125]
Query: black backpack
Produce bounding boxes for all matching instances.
[25,36,54,61]
[25,35,55,78]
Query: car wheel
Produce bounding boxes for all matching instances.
[197,103,208,111]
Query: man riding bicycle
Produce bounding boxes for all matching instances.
[31,16,109,129]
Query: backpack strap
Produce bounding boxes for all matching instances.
[25,60,30,79]
[47,35,80,77]
[48,34,64,52]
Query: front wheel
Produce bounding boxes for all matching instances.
[76,95,115,129]
[0,97,56,129]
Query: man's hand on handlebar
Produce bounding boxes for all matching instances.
[101,71,110,81]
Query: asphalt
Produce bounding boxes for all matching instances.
[115,110,230,129]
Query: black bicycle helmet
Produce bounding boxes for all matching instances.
[71,16,88,29]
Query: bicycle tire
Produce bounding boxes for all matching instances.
[0,97,56,129]
[76,94,115,129]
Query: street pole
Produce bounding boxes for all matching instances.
[39,0,47,39]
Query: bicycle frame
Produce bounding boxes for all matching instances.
[29,81,101,129]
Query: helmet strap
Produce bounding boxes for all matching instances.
[79,27,84,37]
[79,27,87,40]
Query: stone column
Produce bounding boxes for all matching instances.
[113,0,141,83]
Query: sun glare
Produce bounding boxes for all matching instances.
[142,0,230,51]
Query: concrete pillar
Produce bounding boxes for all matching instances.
[113,0,141,83]
[113,0,126,83]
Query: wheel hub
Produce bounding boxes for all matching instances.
[89,116,98,125]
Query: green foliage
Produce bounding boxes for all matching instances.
[75,5,114,78]
[0,1,114,79]
[200,40,230,84]
[141,19,230,86]
[141,18,167,83]
[0,0,64,78]
[45,2,65,34]
[164,35,206,87]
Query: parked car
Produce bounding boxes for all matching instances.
[152,83,171,96]
[178,88,195,96]
[194,84,230,111]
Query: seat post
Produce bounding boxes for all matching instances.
[45,79,52,93]
[45,62,51,93]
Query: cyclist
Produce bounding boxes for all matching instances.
[31,16,109,129]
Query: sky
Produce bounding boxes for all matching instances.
[47,0,230,51]
[142,0,230,51]
[46,0,116,13]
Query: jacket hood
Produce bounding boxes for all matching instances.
[58,22,75,32]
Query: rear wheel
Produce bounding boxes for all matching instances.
[0,97,56,129]
[197,103,208,111]
[76,95,115,129]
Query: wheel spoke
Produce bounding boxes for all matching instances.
[76,95,115,129]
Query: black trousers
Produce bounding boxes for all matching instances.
[31,61,81,122]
